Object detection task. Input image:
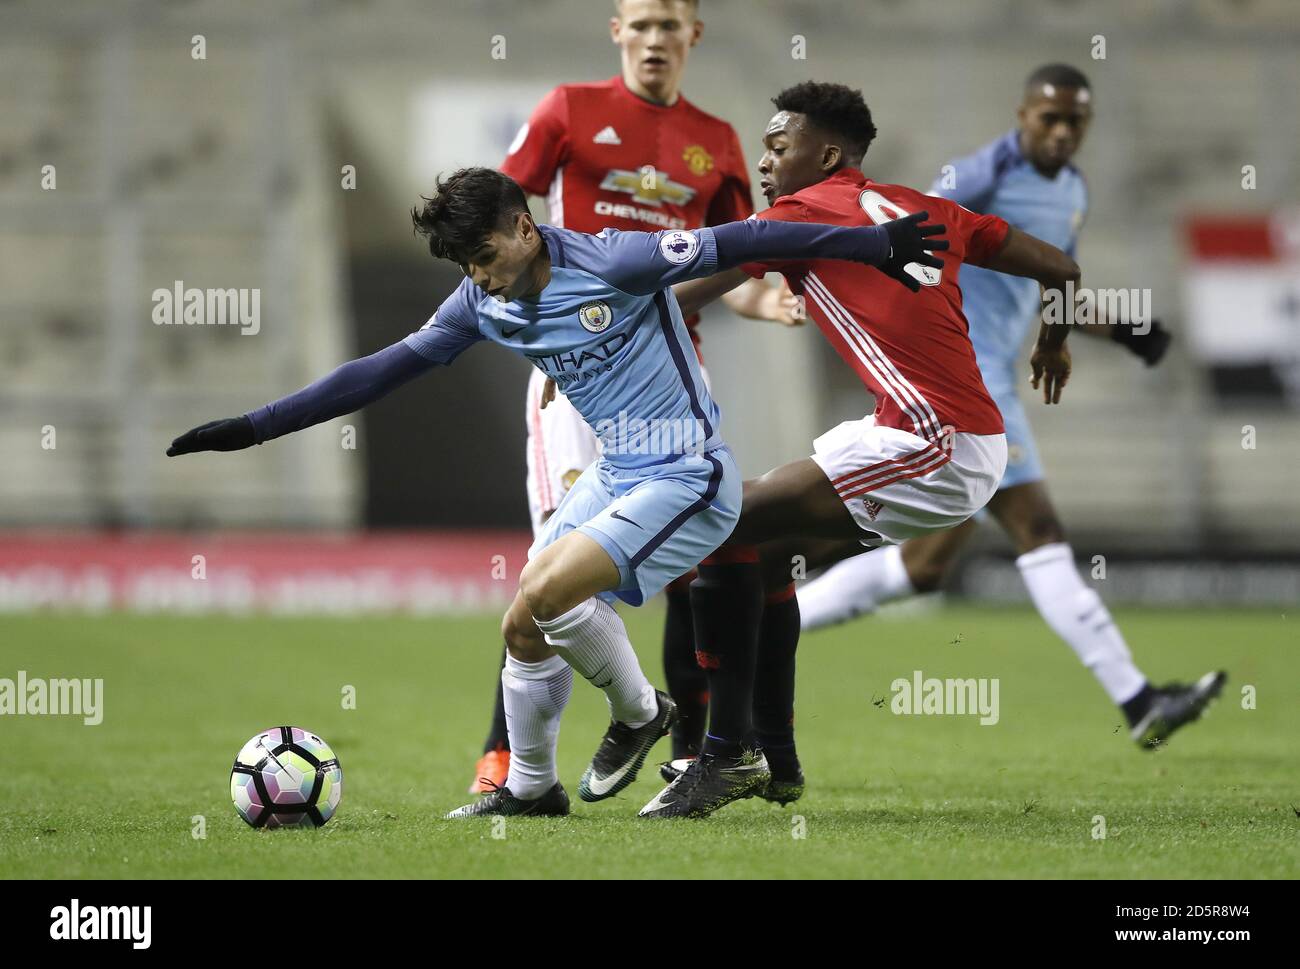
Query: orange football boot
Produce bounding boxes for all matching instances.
[468,745,510,794]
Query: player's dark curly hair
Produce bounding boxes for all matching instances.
[1025,63,1091,93]
[771,81,878,164]
[411,167,529,264]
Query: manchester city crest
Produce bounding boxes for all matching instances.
[579,300,614,333]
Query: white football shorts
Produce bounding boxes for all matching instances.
[811,415,1007,547]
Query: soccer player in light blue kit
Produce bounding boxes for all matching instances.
[796,65,1224,748]
[166,166,946,816]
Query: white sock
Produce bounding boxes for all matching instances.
[501,652,572,800]
[1016,543,1147,704]
[534,597,657,727]
[799,544,915,631]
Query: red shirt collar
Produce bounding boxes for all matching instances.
[613,74,684,113]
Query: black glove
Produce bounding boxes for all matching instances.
[878,211,948,292]
[1110,318,1171,367]
[167,416,256,456]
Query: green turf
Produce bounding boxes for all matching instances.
[0,607,1295,879]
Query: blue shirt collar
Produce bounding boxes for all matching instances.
[1000,128,1025,164]
[538,223,567,269]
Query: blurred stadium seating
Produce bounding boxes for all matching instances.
[1,0,1297,605]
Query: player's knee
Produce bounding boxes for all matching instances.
[732,476,776,545]
[500,603,523,646]
[518,560,569,623]
[908,557,948,594]
[1016,513,1066,553]
[501,603,547,660]
[759,544,799,591]
[666,572,695,598]
[898,538,953,592]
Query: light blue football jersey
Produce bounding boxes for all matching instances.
[928,129,1088,369]
[404,224,723,470]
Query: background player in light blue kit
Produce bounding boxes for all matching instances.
[796,64,1224,748]
[166,165,946,816]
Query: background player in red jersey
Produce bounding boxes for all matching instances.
[641,82,1085,818]
[466,0,801,793]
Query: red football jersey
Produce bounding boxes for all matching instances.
[500,76,753,344]
[744,168,1009,438]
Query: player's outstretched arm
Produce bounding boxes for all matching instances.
[605,214,947,298]
[166,341,436,456]
[669,213,947,316]
[1072,302,1172,366]
[984,219,1169,365]
[710,212,948,292]
[981,225,1080,291]
[978,226,1081,405]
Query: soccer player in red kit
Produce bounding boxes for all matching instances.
[641,81,1083,818]
[466,0,799,794]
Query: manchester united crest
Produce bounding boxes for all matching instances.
[682,144,714,176]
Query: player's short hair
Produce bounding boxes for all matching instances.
[771,81,878,164]
[411,167,529,264]
[1024,63,1091,94]
[613,0,699,12]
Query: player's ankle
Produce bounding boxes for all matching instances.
[1120,682,1155,727]
[702,733,744,759]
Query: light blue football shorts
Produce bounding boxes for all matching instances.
[529,445,742,606]
[981,361,1045,491]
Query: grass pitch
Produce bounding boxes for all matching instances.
[0,606,1295,879]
